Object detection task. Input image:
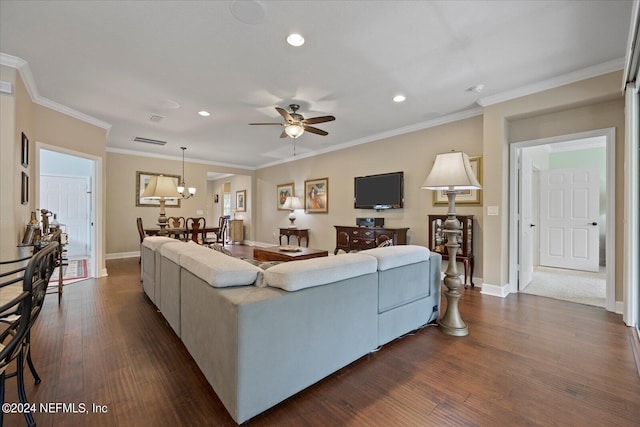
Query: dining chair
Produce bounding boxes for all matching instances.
[137,217,146,263]
[186,217,206,244]
[1,239,60,427]
[167,216,186,240]
[203,216,227,245]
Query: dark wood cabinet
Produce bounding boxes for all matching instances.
[334,226,408,254]
[428,215,475,287]
[279,228,310,247]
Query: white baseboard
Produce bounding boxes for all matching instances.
[615,301,624,314]
[480,282,511,298]
[98,268,108,277]
[106,251,139,260]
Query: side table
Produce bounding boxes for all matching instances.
[279,228,309,247]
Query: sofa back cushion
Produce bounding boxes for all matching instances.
[265,253,377,292]
[142,236,178,250]
[180,247,262,288]
[362,245,430,271]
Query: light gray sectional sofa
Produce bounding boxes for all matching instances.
[141,238,441,424]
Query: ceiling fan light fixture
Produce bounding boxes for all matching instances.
[285,123,305,138]
[286,33,305,47]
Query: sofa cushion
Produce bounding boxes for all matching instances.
[142,236,177,250]
[160,241,199,264]
[180,247,262,287]
[264,253,377,292]
[362,245,430,271]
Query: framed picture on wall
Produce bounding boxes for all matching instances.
[21,171,28,205]
[136,171,181,207]
[304,177,328,213]
[236,190,246,212]
[433,156,483,205]
[21,132,29,168]
[276,182,294,210]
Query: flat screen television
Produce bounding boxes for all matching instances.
[354,171,404,210]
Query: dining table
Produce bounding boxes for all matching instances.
[145,226,220,239]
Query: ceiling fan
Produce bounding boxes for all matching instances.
[249,104,335,139]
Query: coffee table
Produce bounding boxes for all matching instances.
[253,246,328,262]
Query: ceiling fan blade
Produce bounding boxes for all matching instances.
[303,125,328,136]
[302,115,335,125]
[276,107,294,123]
[249,122,283,125]
[280,129,288,138]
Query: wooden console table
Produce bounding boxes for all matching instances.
[279,228,310,247]
[333,226,408,254]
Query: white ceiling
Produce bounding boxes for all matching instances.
[0,1,633,170]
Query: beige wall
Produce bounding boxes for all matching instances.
[105,151,254,255]
[481,70,624,296]
[0,65,108,269]
[508,97,625,300]
[255,115,485,275]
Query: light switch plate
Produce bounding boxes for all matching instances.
[488,206,499,216]
[196,210,204,215]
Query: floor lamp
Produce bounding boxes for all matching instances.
[140,175,180,236]
[422,151,481,336]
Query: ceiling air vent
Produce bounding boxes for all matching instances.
[149,114,164,123]
[133,136,167,146]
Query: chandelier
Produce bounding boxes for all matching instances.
[177,146,196,199]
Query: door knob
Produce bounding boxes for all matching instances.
[530,224,536,227]
[591,222,598,226]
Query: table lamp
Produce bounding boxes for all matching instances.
[140,175,180,236]
[282,196,303,228]
[422,151,481,336]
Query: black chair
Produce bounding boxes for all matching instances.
[1,240,60,427]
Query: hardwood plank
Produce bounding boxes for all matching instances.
[2,257,639,426]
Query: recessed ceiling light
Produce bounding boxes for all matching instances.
[198,111,210,117]
[393,95,406,103]
[286,33,305,47]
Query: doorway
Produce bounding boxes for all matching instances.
[38,147,98,279]
[509,128,615,311]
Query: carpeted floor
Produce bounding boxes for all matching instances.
[521,266,606,307]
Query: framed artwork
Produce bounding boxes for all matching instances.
[236,190,246,212]
[21,171,28,205]
[21,132,29,168]
[304,177,328,213]
[136,171,181,207]
[276,182,294,210]
[433,156,483,206]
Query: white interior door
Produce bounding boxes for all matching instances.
[518,150,535,289]
[539,168,599,272]
[40,174,91,258]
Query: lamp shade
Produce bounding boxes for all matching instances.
[282,196,303,210]
[140,175,180,199]
[284,123,305,138]
[421,151,481,190]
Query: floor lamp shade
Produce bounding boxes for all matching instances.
[140,175,180,236]
[421,151,481,190]
[422,151,481,337]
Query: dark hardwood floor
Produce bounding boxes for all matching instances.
[3,250,640,426]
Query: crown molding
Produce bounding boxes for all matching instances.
[0,53,112,132]
[105,147,256,171]
[477,57,625,107]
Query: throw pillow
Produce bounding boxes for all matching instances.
[208,243,233,256]
[377,238,393,248]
